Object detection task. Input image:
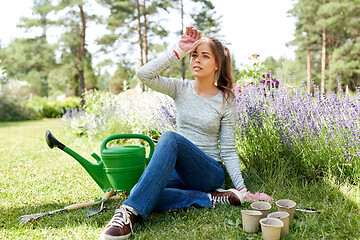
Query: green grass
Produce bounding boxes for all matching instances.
[0,120,359,239]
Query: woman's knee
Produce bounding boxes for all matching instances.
[159,131,180,143]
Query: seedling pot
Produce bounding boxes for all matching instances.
[251,201,272,219]
[276,199,296,221]
[268,211,290,235]
[260,218,284,240]
[241,210,262,233]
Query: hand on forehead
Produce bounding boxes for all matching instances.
[186,26,202,40]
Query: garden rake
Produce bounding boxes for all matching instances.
[19,191,120,224]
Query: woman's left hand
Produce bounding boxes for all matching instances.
[178,26,202,53]
[244,191,274,202]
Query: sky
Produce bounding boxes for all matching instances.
[0,0,296,69]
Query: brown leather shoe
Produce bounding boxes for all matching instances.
[210,188,245,206]
[100,205,137,240]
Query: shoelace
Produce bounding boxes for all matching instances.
[109,205,134,233]
[212,195,230,205]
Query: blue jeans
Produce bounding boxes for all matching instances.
[123,131,225,219]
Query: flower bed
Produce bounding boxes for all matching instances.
[63,83,360,184]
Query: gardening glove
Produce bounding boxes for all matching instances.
[243,191,274,202]
[174,26,202,60]
[238,187,273,202]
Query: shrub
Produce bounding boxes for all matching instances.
[0,95,36,121]
[25,96,80,118]
[235,80,360,184]
[62,89,175,141]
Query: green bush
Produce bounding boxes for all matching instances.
[25,96,80,118]
[0,95,36,121]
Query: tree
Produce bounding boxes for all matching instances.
[97,0,171,66]
[289,0,321,94]
[322,0,360,91]
[0,37,56,96]
[289,0,360,93]
[17,0,56,40]
[54,0,97,98]
[0,60,7,87]
[0,0,57,96]
[190,0,222,37]
[108,60,136,94]
[97,0,223,84]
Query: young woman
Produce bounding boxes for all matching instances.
[100,27,273,240]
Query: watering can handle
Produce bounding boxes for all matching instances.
[101,134,155,164]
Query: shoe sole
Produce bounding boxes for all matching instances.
[100,232,131,240]
[215,188,245,204]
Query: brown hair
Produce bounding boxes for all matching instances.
[202,36,235,103]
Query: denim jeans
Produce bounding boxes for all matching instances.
[123,131,225,219]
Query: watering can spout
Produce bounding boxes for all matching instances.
[45,130,107,191]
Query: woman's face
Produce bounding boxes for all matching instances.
[190,41,218,81]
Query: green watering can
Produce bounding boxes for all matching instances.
[45,130,154,192]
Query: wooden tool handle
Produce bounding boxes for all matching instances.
[103,188,115,201]
[66,200,100,211]
[65,193,120,211]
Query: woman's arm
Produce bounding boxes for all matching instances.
[219,103,246,190]
[136,27,202,98]
[136,51,181,98]
[220,103,273,202]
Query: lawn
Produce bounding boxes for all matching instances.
[0,119,359,239]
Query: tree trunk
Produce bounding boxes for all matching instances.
[143,0,148,64]
[306,35,312,95]
[136,0,144,67]
[321,25,326,94]
[136,0,146,91]
[181,0,185,80]
[327,51,333,94]
[78,4,86,103]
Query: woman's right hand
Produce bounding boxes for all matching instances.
[175,26,202,59]
[244,191,274,202]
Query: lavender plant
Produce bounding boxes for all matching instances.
[236,79,360,184]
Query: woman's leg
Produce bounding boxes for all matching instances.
[123,131,224,219]
[101,131,242,240]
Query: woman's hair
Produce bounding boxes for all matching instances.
[202,36,235,103]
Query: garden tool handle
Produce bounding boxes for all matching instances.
[65,193,120,211]
[103,188,115,202]
[101,134,155,164]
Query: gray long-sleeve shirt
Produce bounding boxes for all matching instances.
[136,50,245,190]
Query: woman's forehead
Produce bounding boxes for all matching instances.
[194,41,213,54]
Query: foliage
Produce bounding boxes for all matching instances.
[0,60,7,85]
[263,56,306,89]
[0,95,36,121]
[0,72,37,121]
[190,0,222,37]
[0,37,56,96]
[235,54,270,85]
[62,89,175,141]
[235,80,360,184]
[0,0,99,98]
[25,96,80,119]
[108,61,137,94]
[63,82,360,184]
[289,0,360,91]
